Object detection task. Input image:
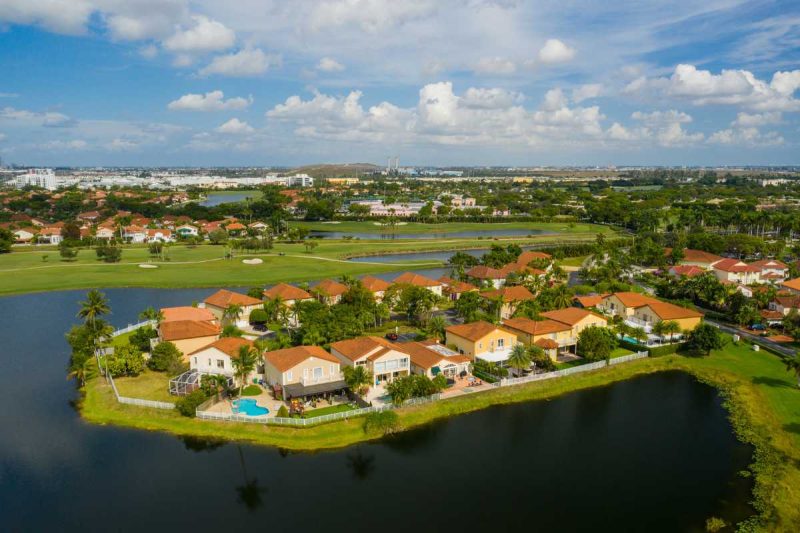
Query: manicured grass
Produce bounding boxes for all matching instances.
[303,404,357,418]
[294,220,613,235]
[610,347,634,358]
[559,255,589,267]
[113,369,174,403]
[111,331,135,348]
[80,335,800,530]
[241,385,262,396]
[0,230,610,296]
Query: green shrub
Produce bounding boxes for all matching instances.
[363,410,399,435]
[704,517,726,532]
[106,344,145,377]
[276,405,289,418]
[130,326,158,352]
[648,343,684,357]
[175,389,208,417]
[248,309,268,325]
[148,341,183,373]
[241,384,261,396]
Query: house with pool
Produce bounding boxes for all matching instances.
[402,341,472,380]
[330,336,411,398]
[445,321,518,363]
[263,346,348,401]
[188,337,259,380]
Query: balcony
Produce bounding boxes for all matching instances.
[301,372,344,386]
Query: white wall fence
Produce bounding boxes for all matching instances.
[498,351,648,388]
[105,367,176,410]
[196,393,442,426]
[111,320,156,338]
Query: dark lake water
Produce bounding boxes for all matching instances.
[311,228,547,240]
[0,288,754,531]
[200,191,260,207]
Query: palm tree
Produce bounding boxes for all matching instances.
[663,320,681,343]
[223,303,244,325]
[551,284,572,310]
[232,345,260,397]
[652,320,667,343]
[427,315,446,342]
[507,343,531,377]
[138,306,164,324]
[785,357,800,388]
[78,289,110,327]
[630,327,648,345]
[343,365,372,396]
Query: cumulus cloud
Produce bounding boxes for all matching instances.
[163,15,235,53]
[571,84,603,103]
[628,109,703,146]
[0,106,75,127]
[41,139,88,150]
[216,118,254,134]
[198,48,281,77]
[537,39,575,64]
[307,0,436,33]
[106,138,139,151]
[317,57,345,72]
[624,64,800,111]
[708,127,783,146]
[167,90,251,111]
[473,57,516,75]
[733,111,782,127]
[0,0,95,35]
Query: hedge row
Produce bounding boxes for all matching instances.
[618,339,685,357]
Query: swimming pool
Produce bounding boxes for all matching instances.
[622,335,643,345]
[234,398,270,416]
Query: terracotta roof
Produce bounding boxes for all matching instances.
[360,275,391,293]
[712,258,761,273]
[402,341,451,369]
[502,317,571,335]
[330,336,397,362]
[445,320,502,342]
[466,265,505,279]
[781,278,800,292]
[204,289,262,309]
[439,276,478,293]
[573,294,608,308]
[264,283,312,301]
[750,259,788,270]
[188,337,254,358]
[605,292,660,309]
[641,301,703,320]
[160,320,220,341]
[393,272,441,287]
[480,285,535,302]
[225,222,246,231]
[161,306,216,323]
[535,338,559,349]
[312,279,349,297]
[516,251,552,264]
[774,296,800,308]
[760,310,784,320]
[264,345,339,373]
[670,265,706,277]
[665,248,723,264]
[541,307,606,326]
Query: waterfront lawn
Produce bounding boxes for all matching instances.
[293,220,614,235]
[113,369,174,403]
[303,404,357,419]
[610,347,634,358]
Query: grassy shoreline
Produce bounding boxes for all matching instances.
[80,340,800,530]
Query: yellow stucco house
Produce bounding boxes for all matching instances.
[445,321,518,363]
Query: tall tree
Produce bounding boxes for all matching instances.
[232,345,260,397]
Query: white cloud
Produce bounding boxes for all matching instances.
[625,64,800,111]
[571,84,603,103]
[138,44,158,59]
[537,39,575,64]
[0,93,20,98]
[708,127,783,146]
[0,106,74,127]
[106,138,139,151]
[627,109,703,147]
[461,88,523,109]
[167,90,251,111]
[733,112,782,127]
[41,139,89,150]
[163,15,235,53]
[198,48,281,77]
[0,0,94,35]
[216,118,254,134]
[474,57,516,75]
[631,109,693,125]
[317,57,345,72]
[102,1,188,41]
[307,0,436,33]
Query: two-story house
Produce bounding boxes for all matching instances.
[330,336,411,391]
[444,321,518,364]
[263,346,347,401]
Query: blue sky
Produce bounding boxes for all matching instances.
[0,0,799,167]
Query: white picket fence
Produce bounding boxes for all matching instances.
[196,393,442,426]
[106,367,175,410]
[498,351,648,388]
[111,320,156,338]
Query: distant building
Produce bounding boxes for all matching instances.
[286,174,314,187]
[15,169,58,190]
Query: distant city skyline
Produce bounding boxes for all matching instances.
[0,1,799,166]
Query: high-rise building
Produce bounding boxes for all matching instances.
[16,168,58,190]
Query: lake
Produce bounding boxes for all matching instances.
[310,228,548,240]
[200,191,261,207]
[0,288,754,531]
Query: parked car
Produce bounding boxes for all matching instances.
[385,332,399,341]
[252,324,268,332]
[750,324,766,331]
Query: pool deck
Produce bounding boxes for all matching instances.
[206,389,284,418]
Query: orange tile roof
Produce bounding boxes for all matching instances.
[534,338,559,349]
[161,306,216,323]
[606,292,660,308]
[480,285,535,302]
[712,258,761,273]
[439,276,478,293]
[670,265,706,277]
[401,341,452,369]
[750,259,788,270]
[225,222,246,231]
[665,248,723,264]
[264,283,312,301]
[393,272,441,287]
[516,251,552,265]
[642,301,703,320]
[781,278,800,291]
[203,289,262,309]
[573,294,608,307]
[330,336,396,361]
[360,275,391,293]
[445,320,503,342]
[160,320,220,341]
[188,337,254,357]
[264,345,339,372]
[540,307,605,326]
[502,317,571,335]
[312,279,349,297]
[466,265,505,279]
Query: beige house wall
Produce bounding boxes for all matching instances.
[263,356,342,387]
[170,335,219,361]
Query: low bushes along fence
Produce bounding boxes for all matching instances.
[111,320,156,338]
[618,339,685,357]
[499,351,648,387]
[196,393,442,426]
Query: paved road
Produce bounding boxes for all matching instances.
[705,318,796,358]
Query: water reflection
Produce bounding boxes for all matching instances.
[235,446,268,512]
[346,448,376,481]
[179,435,228,453]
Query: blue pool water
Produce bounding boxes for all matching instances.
[622,335,642,345]
[234,398,269,416]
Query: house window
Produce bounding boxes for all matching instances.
[193,357,197,365]
[478,342,483,349]
[216,359,224,369]
[497,338,505,348]
[208,358,211,366]
[329,364,336,375]
[285,371,293,382]
[313,367,323,379]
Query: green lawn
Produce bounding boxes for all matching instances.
[294,220,613,235]
[303,404,357,418]
[1,229,612,296]
[610,347,634,358]
[81,336,800,529]
[559,255,589,267]
[113,369,174,403]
